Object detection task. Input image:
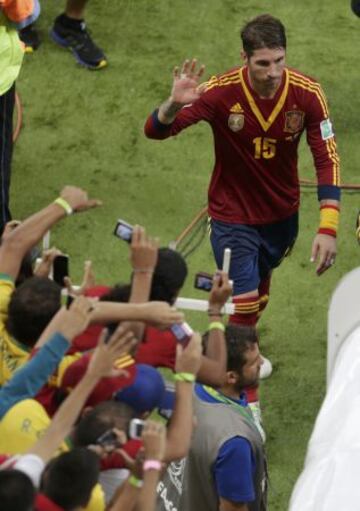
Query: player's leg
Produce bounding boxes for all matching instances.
[210,219,261,326]
[258,212,299,282]
[50,0,107,70]
[0,84,15,235]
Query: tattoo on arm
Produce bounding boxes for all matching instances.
[158,98,183,124]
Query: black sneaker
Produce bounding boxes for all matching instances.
[19,24,41,53]
[50,16,107,70]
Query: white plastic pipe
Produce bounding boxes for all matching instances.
[175,297,234,315]
[222,247,231,273]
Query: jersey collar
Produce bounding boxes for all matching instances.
[239,66,289,132]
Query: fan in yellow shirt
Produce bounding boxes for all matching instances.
[0,275,31,385]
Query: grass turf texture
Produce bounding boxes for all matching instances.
[11,0,360,508]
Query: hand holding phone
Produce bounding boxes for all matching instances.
[129,418,145,440]
[96,429,121,448]
[194,271,213,292]
[114,219,134,243]
[170,322,194,344]
[53,254,69,287]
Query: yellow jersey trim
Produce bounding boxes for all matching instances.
[239,67,290,132]
[289,71,329,117]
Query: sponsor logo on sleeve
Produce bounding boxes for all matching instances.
[320,118,334,140]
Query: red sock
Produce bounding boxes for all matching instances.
[230,295,260,326]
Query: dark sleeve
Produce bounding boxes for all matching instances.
[144,90,216,140]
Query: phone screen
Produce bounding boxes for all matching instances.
[170,322,193,344]
[129,419,144,440]
[114,220,133,243]
[96,430,119,447]
[66,294,74,309]
[53,255,69,287]
[194,272,213,292]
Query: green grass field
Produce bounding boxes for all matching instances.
[11,1,360,508]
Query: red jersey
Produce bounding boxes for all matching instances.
[135,326,177,370]
[145,66,340,224]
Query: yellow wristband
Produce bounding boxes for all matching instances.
[208,321,225,332]
[128,474,143,488]
[174,372,195,383]
[54,197,73,216]
[319,205,339,236]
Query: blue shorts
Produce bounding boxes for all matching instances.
[210,214,299,295]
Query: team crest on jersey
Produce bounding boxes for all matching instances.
[228,113,244,132]
[284,110,304,133]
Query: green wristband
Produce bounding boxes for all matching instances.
[54,197,73,216]
[128,474,143,488]
[208,321,225,332]
[174,372,195,383]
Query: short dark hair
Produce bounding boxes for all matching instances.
[0,470,35,511]
[100,283,131,304]
[225,324,258,371]
[149,248,188,304]
[6,276,61,346]
[101,248,187,307]
[41,449,99,510]
[240,14,286,56]
[73,401,135,447]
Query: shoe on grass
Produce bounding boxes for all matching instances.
[50,15,107,70]
[260,356,273,379]
[19,24,41,53]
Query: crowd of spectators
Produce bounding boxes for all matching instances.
[0,2,273,509]
[0,185,266,510]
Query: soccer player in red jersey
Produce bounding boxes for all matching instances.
[144,14,340,391]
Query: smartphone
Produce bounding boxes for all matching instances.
[53,255,69,287]
[114,219,133,243]
[194,271,213,292]
[129,418,145,440]
[66,294,74,309]
[170,322,194,344]
[96,430,120,448]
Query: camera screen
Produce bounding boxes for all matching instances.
[115,223,132,241]
[198,275,213,291]
[171,322,193,343]
[134,422,144,438]
[171,323,187,341]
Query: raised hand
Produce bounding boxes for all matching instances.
[140,301,184,328]
[170,59,206,106]
[208,271,232,314]
[175,332,202,376]
[87,325,137,379]
[34,247,63,278]
[142,421,166,462]
[64,260,96,296]
[130,225,159,273]
[60,186,102,212]
[56,295,96,341]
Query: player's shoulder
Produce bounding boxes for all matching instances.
[287,67,322,88]
[203,66,242,93]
